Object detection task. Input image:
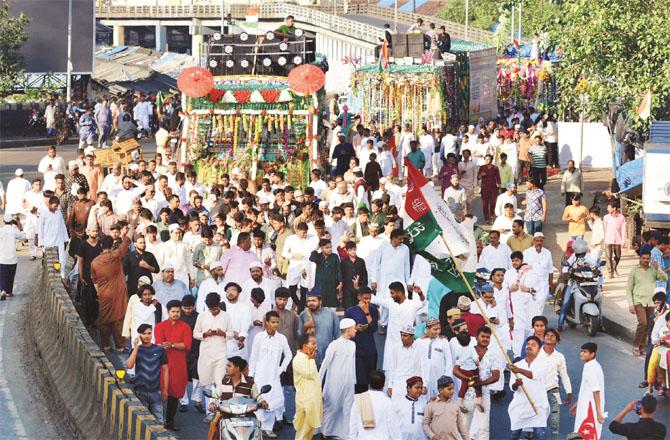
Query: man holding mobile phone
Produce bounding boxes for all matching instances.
[608,395,666,439]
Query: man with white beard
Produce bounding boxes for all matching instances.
[196,262,227,313]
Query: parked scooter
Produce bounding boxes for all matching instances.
[204,384,271,440]
[556,240,605,336]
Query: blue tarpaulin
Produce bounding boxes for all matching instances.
[616,157,643,193]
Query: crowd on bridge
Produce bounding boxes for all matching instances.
[1,105,669,440]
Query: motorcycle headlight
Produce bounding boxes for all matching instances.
[229,403,249,414]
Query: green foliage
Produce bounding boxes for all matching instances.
[0,0,29,96]
[541,0,670,123]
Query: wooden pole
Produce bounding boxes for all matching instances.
[440,236,538,414]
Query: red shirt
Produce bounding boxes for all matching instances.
[461,312,487,336]
[155,319,193,397]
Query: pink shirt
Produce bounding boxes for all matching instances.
[220,245,261,286]
[603,212,626,245]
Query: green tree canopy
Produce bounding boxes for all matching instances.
[0,0,29,96]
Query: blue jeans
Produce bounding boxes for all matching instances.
[135,389,164,424]
[558,283,575,326]
[526,220,543,235]
[511,427,546,440]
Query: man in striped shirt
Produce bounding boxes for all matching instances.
[528,136,548,189]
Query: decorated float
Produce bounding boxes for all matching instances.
[348,41,497,131]
[177,64,325,188]
[496,58,557,110]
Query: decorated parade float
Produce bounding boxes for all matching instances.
[176,23,325,188]
[349,41,497,132]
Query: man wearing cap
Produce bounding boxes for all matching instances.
[38,146,66,191]
[415,317,453,399]
[241,261,278,306]
[153,263,190,307]
[395,375,427,440]
[5,169,31,216]
[0,213,26,300]
[156,224,193,287]
[65,160,90,203]
[457,295,487,337]
[318,317,357,439]
[495,183,518,218]
[195,262,226,313]
[523,232,553,317]
[298,290,339,366]
[386,323,428,406]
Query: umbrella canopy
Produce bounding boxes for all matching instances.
[288,64,325,96]
[177,66,214,98]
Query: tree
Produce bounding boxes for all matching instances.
[0,0,29,96]
[541,0,670,123]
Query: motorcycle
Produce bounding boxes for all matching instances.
[204,384,271,440]
[25,109,45,136]
[558,259,605,336]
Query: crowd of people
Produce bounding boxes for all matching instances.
[1,105,669,440]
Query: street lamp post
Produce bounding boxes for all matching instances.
[65,0,73,103]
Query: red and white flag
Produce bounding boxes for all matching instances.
[577,402,599,440]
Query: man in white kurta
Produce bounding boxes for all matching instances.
[196,263,227,312]
[249,311,293,435]
[156,224,193,286]
[348,374,402,439]
[5,170,32,216]
[504,254,540,359]
[507,336,550,438]
[395,376,427,440]
[282,227,319,290]
[241,263,278,306]
[37,197,69,277]
[115,177,147,217]
[222,282,253,360]
[356,226,386,286]
[386,325,429,407]
[371,233,411,327]
[194,294,232,408]
[23,180,46,259]
[372,283,426,371]
[522,233,554,317]
[572,344,605,440]
[478,231,512,271]
[318,318,357,439]
[37,147,66,191]
[415,318,453,398]
[418,130,435,177]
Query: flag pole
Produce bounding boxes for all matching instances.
[439,235,538,414]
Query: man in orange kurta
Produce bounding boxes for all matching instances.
[155,300,193,431]
[91,227,130,350]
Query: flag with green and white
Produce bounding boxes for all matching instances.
[403,158,475,291]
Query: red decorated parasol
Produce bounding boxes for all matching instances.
[177,66,214,98]
[288,64,325,96]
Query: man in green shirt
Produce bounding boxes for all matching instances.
[498,152,515,190]
[275,15,295,39]
[406,140,425,171]
[626,250,668,356]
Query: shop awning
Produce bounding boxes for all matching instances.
[616,157,643,193]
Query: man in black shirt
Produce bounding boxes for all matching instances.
[123,235,159,296]
[608,395,667,439]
